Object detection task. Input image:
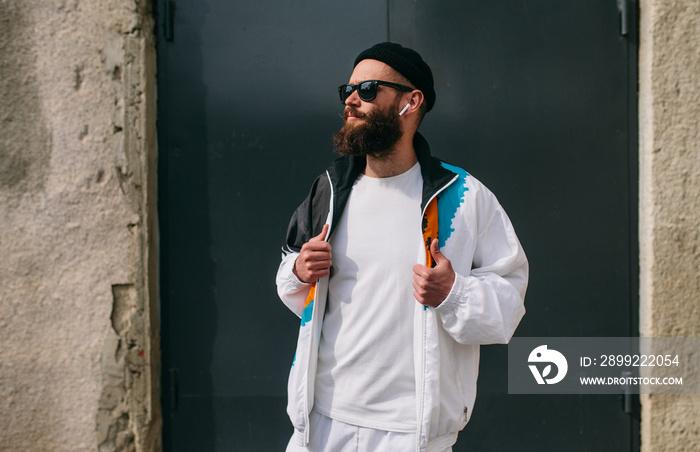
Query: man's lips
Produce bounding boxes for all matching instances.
[344,108,366,121]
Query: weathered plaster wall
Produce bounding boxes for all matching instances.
[639,1,700,451]
[0,0,159,450]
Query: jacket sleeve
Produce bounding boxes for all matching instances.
[276,173,331,317]
[276,250,310,318]
[434,191,528,345]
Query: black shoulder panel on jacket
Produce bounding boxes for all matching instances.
[282,174,332,254]
[414,133,457,210]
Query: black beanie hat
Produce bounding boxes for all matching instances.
[354,42,436,112]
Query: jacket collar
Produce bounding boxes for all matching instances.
[326,132,456,210]
[413,133,458,210]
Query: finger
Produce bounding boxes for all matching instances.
[304,240,332,253]
[295,259,331,283]
[413,263,428,276]
[304,259,332,271]
[430,238,447,265]
[413,267,432,283]
[413,275,427,290]
[413,282,425,299]
[310,224,330,242]
[304,250,332,261]
[309,268,331,280]
[412,281,422,296]
[412,285,426,304]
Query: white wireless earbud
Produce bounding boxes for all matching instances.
[398,103,411,116]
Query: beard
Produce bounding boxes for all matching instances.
[332,100,403,159]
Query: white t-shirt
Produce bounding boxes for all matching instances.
[314,162,424,433]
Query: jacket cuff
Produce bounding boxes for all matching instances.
[434,272,468,315]
[279,254,310,291]
[287,272,309,291]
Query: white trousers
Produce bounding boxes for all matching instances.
[286,411,453,452]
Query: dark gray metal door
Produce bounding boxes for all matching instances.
[157,1,638,450]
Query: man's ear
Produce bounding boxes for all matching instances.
[405,90,425,116]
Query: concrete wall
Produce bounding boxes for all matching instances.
[0,0,159,450]
[0,0,698,450]
[639,0,700,451]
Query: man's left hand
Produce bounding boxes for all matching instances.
[412,239,455,308]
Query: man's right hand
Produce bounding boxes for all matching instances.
[293,224,332,284]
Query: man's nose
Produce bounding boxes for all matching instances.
[344,89,361,107]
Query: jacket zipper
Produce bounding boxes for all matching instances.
[419,174,459,246]
[323,171,335,240]
[415,174,458,452]
[302,171,336,445]
[302,169,457,449]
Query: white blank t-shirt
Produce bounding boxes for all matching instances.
[314,162,423,433]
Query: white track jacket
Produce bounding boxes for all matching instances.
[276,133,528,452]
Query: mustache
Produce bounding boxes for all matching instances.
[341,107,367,121]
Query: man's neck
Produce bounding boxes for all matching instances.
[364,133,418,178]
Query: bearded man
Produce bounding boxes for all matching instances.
[276,42,529,452]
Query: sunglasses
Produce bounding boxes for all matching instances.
[338,79,414,104]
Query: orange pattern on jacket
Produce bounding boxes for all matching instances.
[304,283,316,309]
[422,198,439,268]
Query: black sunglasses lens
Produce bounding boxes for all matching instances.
[339,85,352,103]
[358,81,377,101]
[338,81,378,103]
